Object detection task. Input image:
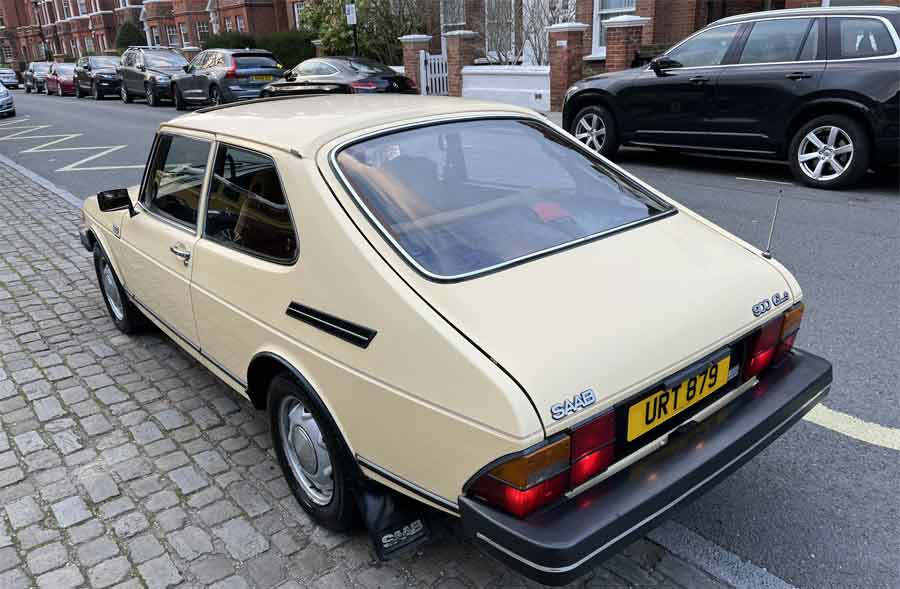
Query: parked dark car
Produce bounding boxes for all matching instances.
[261,56,416,98]
[23,62,51,93]
[563,6,900,189]
[171,48,284,110]
[118,46,188,106]
[74,55,122,100]
[0,68,19,89]
[45,62,76,96]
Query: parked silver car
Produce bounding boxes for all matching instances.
[170,49,284,110]
[0,68,19,89]
[0,84,15,118]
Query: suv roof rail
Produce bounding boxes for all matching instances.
[192,93,331,115]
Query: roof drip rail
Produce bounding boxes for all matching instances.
[192,93,333,115]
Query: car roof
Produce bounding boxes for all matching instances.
[711,5,900,26]
[163,95,538,157]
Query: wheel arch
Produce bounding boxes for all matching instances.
[562,90,619,132]
[87,224,128,285]
[786,98,875,156]
[246,351,361,474]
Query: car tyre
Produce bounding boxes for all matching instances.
[57,84,63,97]
[93,245,146,334]
[173,84,187,111]
[75,82,82,98]
[145,83,158,107]
[93,82,103,100]
[25,84,31,94]
[789,114,870,190]
[571,104,619,158]
[269,372,358,532]
[121,85,133,103]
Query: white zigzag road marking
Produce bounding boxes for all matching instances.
[0,118,144,172]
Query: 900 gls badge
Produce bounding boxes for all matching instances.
[551,389,597,420]
[753,291,790,317]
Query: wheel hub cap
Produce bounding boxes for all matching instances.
[574,113,606,152]
[798,125,853,182]
[289,425,318,474]
[279,398,334,506]
[101,263,124,321]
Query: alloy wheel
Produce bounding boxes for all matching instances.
[100,261,125,322]
[210,87,221,105]
[797,125,854,182]
[278,396,334,506]
[145,85,154,105]
[575,113,606,152]
[121,86,127,101]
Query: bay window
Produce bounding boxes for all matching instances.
[591,0,636,59]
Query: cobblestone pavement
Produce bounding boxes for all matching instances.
[0,160,733,588]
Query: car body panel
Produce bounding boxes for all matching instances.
[0,69,19,88]
[23,62,50,91]
[172,49,283,104]
[75,56,122,95]
[262,56,415,98]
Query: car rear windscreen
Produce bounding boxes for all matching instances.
[335,119,672,279]
[91,56,120,68]
[145,53,188,67]
[346,59,396,75]
[33,63,50,72]
[234,55,279,68]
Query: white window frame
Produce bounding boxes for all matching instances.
[292,1,304,29]
[70,38,78,57]
[179,22,189,45]
[62,0,72,19]
[591,0,636,59]
[196,21,209,41]
[151,26,161,45]
[84,36,94,53]
[224,17,233,32]
[1,44,13,61]
[166,24,179,46]
[76,0,87,16]
[235,14,245,32]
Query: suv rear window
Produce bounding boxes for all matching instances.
[233,54,279,68]
[829,17,896,59]
[144,52,188,67]
[335,119,671,279]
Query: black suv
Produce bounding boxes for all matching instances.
[23,61,52,94]
[118,46,188,106]
[563,6,900,189]
[74,55,121,100]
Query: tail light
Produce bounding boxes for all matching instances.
[469,410,616,518]
[350,81,377,92]
[744,302,804,379]
[224,64,238,79]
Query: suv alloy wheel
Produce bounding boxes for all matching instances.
[209,85,222,106]
[145,83,158,107]
[789,115,870,190]
[121,85,133,103]
[173,84,186,111]
[571,104,619,158]
[93,82,102,100]
[74,81,82,98]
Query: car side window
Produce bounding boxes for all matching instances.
[144,134,211,229]
[204,144,298,263]
[190,51,206,70]
[297,61,335,76]
[797,19,821,62]
[828,17,896,60]
[664,23,740,68]
[739,18,813,64]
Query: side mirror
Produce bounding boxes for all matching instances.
[183,64,191,73]
[284,70,296,81]
[650,56,680,76]
[137,64,146,72]
[85,64,91,71]
[97,188,137,217]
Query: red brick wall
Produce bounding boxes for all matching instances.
[445,31,477,97]
[400,36,430,93]
[605,23,643,73]
[549,26,587,111]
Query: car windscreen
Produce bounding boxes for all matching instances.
[91,56,120,68]
[145,53,188,67]
[33,63,50,72]
[346,58,395,75]
[335,119,672,279]
[233,54,279,68]
[56,64,75,73]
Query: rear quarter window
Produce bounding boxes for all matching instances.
[828,17,897,59]
[233,55,279,68]
[335,119,672,280]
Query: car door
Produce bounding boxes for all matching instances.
[191,141,299,383]
[181,51,206,100]
[711,17,825,153]
[617,23,742,148]
[74,58,86,90]
[117,131,215,348]
[197,52,221,99]
[293,60,343,93]
[120,52,135,93]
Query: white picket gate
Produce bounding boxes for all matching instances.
[419,50,449,96]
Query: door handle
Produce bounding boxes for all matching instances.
[689,76,710,85]
[169,243,191,265]
[785,72,812,80]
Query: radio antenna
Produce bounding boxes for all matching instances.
[762,188,783,260]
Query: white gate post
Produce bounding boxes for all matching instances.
[418,49,427,96]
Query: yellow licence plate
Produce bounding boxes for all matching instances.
[252,75,272,81]
[626,355,731,442]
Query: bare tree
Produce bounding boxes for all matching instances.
[522,0,575,65]
[484,0,524,65]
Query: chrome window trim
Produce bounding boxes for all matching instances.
[476,384,831,575]
[328,113,676,283]
[648,14,899,73]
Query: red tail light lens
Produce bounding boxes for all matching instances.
[470,409,618,518]
[224,65,237,78]
[744,316,784,378]
[777,302,804,360]
[350,81,378,92]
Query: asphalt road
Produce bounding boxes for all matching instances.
[2,89,899,588]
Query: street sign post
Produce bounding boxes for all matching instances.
[345,2,359,56]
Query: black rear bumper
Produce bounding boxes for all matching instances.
[458,349,832,586]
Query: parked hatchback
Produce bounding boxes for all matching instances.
[563,6,900,189]
[79,95,831,586]
[0,68,19,89]
[75,55,122,100]
[261,56,416,97]
[0,84,14,117]
[45,62,76,96]
[171,49,284,109]
[118,46,188,106]
[23,61,51,93]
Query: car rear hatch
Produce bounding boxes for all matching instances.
[405,211,795,436]
[230,53,283,88]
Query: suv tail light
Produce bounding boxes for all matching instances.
[744,302,805,379]
[469,410,616,518]
[224,64,238,79]
[350,81,377,92]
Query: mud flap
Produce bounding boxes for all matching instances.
[356,484,431,560]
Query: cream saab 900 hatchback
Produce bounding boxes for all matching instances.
[79,95,832,585]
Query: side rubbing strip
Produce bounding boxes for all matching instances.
[285,302,377,348]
